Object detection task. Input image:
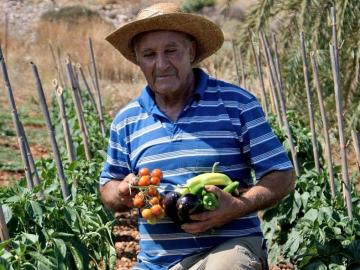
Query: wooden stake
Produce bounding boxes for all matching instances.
[31,62,70,200]
[260,31,300,176]
[330,44,353,218]
[310,51,336,197]
[53,79,76,163]
[330,6,353,218]
[71,63,89,137]
[19,122,41,187]
[4,13,8,61]
[249,34,269,115]
[271,33,286,115]
[351,129,360,173]
[231,40,241,86]
[88,37,106,136]
[65,60,91,161]
[0,46,34,188]
[0,204,9,242]
[300,32,321,172]
[48,43,65,87]
[238,47,246,89]
[77,64,99,115]
[260,31,283,127]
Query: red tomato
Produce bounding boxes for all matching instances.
[141,208,153,220]
[138,175,150,186]
[151,169,163,179]
[150,176,161,185]
[151,204,164,217]
[148,186,158,197]
[149,197,160,206]
[139,168,150,177]
[133,195,144,208]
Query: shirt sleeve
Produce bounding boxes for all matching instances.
[240,96,293,180]
[99,119,131,186]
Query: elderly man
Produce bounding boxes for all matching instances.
[100,2,295,270]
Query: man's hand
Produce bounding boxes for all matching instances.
[181,170,295,234]
[99,173,137,213]
[181,185,241,234]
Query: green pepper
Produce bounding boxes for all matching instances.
[202,192,219,211]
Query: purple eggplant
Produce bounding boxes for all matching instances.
[162,191,182,223]
[176,193,202,223]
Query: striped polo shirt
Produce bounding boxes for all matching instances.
[100,68,293,269]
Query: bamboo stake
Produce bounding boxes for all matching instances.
[265,67,276,115]
[0,46,34,189]
[19,122,41,187]
[52,79,76,163]
[0,204,9,241]
[249,35,269,115]
[65,60,91,161]
[48,43,64,87]
[77,63,100,117]
[88,37,106,136]
[351,129,360,173]
[300,32,321,172]
[260,31,283,127]
[271,33,286,114]
[31,62,70,200]
[56,46,67,89]
[4,13,8,61]
[330,6,353,218]
[231,40,241,86]
[310,52,336,197]
[260,31,300,176]
[71,63,89,137]
[330,44,352,218]
[238,47,246,89]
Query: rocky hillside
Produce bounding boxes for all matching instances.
[0,0,137,40]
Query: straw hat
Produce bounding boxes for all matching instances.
[105,2,224,66]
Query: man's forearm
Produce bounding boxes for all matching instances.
[235,169,295,217]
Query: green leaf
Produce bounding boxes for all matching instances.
[303,259,327,270]
[22,233,38,245]
[284,230,301,256]
[53,238,67,259]
[304,209,319,222]
[5,195,21,203]
[0,256,13,270]
[2,205,12,224]
[30,201,43,225]
[28,251,55,267]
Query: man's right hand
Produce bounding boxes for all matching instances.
[99,173,137,212]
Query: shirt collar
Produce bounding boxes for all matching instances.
[137,68,209,115]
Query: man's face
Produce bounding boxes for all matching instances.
[134,30,196,97]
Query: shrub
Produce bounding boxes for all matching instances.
[41,5,100,24]
[181,0,215,13]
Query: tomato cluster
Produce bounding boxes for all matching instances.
[132,168,165,225]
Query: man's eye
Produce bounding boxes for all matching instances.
[143,52,155,57]
[166,49,176,53]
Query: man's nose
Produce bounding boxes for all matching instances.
[155,53,170,70]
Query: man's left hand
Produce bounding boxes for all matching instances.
[181,185,242,234]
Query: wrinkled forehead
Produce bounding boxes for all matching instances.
[132,30,195,50]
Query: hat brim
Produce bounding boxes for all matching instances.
[105,13,224,66]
